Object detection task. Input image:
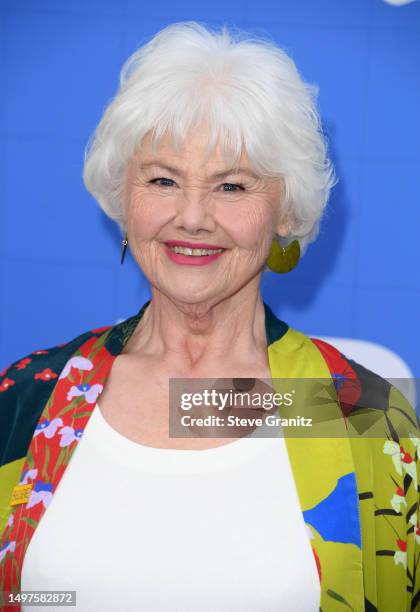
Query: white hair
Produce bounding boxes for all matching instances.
[83,21,337,254]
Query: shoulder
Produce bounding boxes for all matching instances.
[266,312,416,429]
[0,302,149,466]
[307,336,419,450]
[0,323,112,397]
[0,323,112,466]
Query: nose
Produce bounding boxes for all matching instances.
[173,189,216,234]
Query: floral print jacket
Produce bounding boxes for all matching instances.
[0,300,419,612]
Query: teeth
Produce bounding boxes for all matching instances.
[169,246,223,256]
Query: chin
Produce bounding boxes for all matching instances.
[161,282,228,308]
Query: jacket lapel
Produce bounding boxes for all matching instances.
[265,303,364,611]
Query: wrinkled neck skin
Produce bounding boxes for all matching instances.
[125,275,269,374]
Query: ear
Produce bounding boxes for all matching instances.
[274,187,292,237]
[275,219,291,238]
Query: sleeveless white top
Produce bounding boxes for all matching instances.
[21,403,320,611]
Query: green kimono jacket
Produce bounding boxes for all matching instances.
[0,300,419,611]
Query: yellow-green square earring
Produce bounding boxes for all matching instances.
[266,238,300,274]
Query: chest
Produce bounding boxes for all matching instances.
[97,354,272,449]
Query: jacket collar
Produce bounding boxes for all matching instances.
[103,299,289,355]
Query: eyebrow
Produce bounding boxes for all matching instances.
[138,161,259,180]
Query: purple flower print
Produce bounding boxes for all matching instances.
[59,356,93,380]
[33,417,63,439]
[58,426,83,447]
[19,468,38,485]
[67,383,103,404]
[0,541,16,563]
[26,480,54,510]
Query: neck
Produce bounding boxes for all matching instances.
[126,285,268,372]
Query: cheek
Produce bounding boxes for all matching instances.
[127,192,172,239]
[220,198,277,248]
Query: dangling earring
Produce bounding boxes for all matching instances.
[120,231,128,265]
[266,238,300,274]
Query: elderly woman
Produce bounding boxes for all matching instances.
[0,21,418,612]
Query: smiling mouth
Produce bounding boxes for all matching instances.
[168,245,224,257]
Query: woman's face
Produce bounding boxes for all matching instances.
[125,128,289,308]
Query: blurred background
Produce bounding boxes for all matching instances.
[0,0,419,377]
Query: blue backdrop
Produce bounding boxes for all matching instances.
[1,0,419,375]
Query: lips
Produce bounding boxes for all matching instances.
[164,240,225,250]
[163,240,226,266]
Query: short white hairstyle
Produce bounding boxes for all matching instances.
[83,21,337,254]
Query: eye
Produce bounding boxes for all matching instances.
[149,177,176,188]
[220,183,245,192]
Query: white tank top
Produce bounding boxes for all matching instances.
[21,403,320,611]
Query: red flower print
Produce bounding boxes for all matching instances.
[33,349,48,355]
[91,326,111,334]
[34,368,58,381]
[400,445,413,464]
[312,546,322,582]
[0,367,8,377]
[15,357,32,370]
[397,539,407,552]
[0,377,15,392]
[396,486,405,497]
[310,339,361,416]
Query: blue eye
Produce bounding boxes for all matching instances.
[221,183,245,192]
[148,178,245,192]
[149,177,175,187]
